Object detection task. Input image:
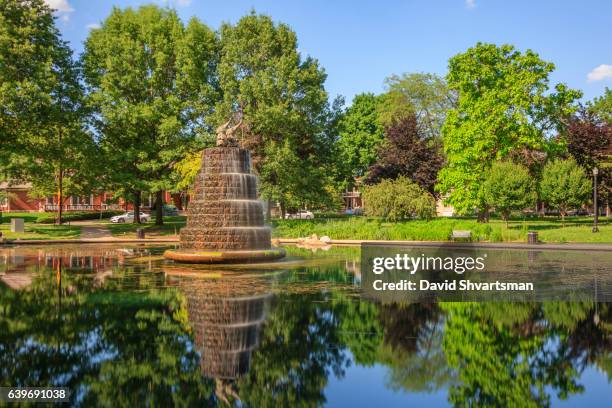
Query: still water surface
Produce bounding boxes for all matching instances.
[0,244,610,407]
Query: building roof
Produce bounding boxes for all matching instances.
[0,181,33,190]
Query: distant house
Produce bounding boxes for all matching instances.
[0,182,183,212]
[343,186,362,211]
[436,195,455,217]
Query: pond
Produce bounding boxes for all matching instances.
[0,244,610,407]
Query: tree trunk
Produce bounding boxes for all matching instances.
[266,200,272,221]
[606,196,610,218]
[56,127,64,225]
[560,208,566,226]
[155,191,164,226]
[477,206,489,223]
[133,190,141,224]
[56,168,63,225]
[280,201,286,220]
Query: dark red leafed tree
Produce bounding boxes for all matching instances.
[364,114,444,195]
[566,107,612,215]
[566,108,611,170]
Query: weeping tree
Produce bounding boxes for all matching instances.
[82,5,219,224]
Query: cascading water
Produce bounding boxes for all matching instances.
[164,144,286,263]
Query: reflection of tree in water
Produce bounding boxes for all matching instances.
[237,292,350,407]
[441,302,611,407]
[376,303,455,393]
[1,247,611,407]
[0,257,214,407]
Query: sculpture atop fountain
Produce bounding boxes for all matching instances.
[164,119,285,263]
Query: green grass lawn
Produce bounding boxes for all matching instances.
[0,223,81,240]
[0,212,81,239]
[271,216,612,243]
[105,215,186,237]
[2,211,609,243]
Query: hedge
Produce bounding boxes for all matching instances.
[36,210,124,224]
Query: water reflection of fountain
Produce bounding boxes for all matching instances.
[166,269,274,404]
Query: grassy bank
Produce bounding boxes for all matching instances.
[0,223,81,240]
[2,211,609,243]
[106,216,186,237]
[0,212,82,239]
[270,216,611,243]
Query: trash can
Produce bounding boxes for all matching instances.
[527,231,538,244]
[136,228,145,239]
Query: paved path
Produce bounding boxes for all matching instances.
[72,221,113,240]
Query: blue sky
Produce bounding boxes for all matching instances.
[47,0,612,104]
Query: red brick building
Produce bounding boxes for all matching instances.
[0,182,184,212]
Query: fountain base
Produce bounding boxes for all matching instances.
[163,247,286,264]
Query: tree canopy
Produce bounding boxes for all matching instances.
[379,72,456,140]
[337,93,385,179]
[482,161,537,221]
[0,0,98,223]
[365,114,444,194]
[82,5,219,223]
[540,158,591,220]
[437,43,581,216]
[214,12,339,212]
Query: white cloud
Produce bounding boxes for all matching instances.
[465,0,476,9]
[587,64,612,82]
[45,0,73,12]
[86,23,101,30]
[44,0,74,21]
[156,0,192,7]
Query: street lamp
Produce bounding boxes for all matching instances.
[593,167,599,233]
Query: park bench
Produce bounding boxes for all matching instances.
[451,230,472,241]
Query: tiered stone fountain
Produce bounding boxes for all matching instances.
[164,120,285,263]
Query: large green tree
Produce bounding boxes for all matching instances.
[82,5,219,224]
[590,87,612,123]
[482,161,537,222]
[379,72,456,141]
[437,43,581,218]
[337,93,385,179]
[0,0,55,166]
[214,13,338,215]
[539,158,591,222]
[0,0,96,224]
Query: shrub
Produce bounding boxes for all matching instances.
[539,158,591,222]
[482,161,537,221]
[36,210,124,224]
[362,176,436,221]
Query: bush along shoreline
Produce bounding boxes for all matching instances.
[271,216,611,243]
[35,210,124,224]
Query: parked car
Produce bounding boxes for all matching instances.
[110,211,150,223]
[344,207,363,216]
[163,205,179,216]
[285,210,314,220]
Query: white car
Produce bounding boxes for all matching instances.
[110,211,150,223]
[285,210,314,220]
